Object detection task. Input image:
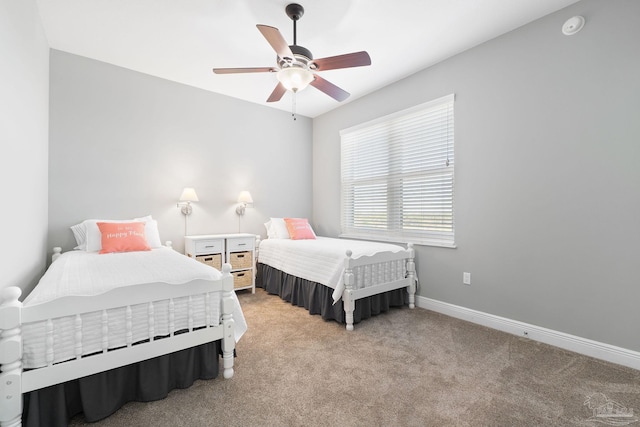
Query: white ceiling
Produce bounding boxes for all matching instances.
[36,0,581,118]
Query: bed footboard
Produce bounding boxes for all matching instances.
[342,243,416,331]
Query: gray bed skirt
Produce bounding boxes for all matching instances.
[22,340,221,426]
[256,262,407,324]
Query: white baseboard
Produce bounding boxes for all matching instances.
[416,296,640,371]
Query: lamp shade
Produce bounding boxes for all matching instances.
[237,191,253,204]
[179,187,199,202]
[277,67,314,93]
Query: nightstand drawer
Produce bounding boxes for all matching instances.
[195,239,223,254]
[232,271,252,289]
[227,237,254,252]
[195,254,222,270]
[229,251,252,270]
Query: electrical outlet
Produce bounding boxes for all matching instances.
[463,272,471,285]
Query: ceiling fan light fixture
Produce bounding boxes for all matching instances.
[277,66,314,92]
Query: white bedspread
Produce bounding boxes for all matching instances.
[24,247,222,304]
[258,237,407,302]
[22,247,247,368]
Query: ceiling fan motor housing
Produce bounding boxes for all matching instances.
[290,44,312,60]
[279,44,314,71]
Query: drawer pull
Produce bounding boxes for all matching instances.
[237,243,246,246]
[203,257,213,262]
[205,245,215,248]
[237,254,245,258]
[237,273,245,277]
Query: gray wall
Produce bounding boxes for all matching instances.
[48,50,313,255]
[0,0,50,296]
[313,0,640,352]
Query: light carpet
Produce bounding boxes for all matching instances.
[70,288,640,426]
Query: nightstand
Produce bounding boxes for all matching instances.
[184,233,257,293]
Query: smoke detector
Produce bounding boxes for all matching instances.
[562,16,585,36]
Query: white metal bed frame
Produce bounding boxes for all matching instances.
[0,247,236,427]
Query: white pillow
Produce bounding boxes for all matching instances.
[143,219,162,248]
[264,220,275,238]
[268,217,291,239]
[70,223,87,249]
[71,215,160,251]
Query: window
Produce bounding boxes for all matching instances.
[340,94,455,247]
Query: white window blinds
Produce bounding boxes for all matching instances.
[340,94,455,247]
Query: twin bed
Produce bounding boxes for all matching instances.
[0,219,246,427]
[257,218,417,331]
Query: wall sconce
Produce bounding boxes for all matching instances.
[177,187,199,236]
[177,187,199,215]
[235,191,253,216]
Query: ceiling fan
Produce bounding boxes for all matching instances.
[212,3,371,103]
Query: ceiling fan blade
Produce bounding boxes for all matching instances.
[266,82,287,103]
[212,67,277,74]
[310,75,350,102]
[257,25,294,60]
[311,51,371,71]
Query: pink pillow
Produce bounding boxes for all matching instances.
[97,222,151,254]
[284,218,316,240]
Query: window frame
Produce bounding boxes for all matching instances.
[339,94,456,248]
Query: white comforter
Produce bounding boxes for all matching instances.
[22,247,247,368]
[25,247,223,304]
[257,237,407,302]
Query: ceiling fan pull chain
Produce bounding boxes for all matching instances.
[292,92,297,121]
